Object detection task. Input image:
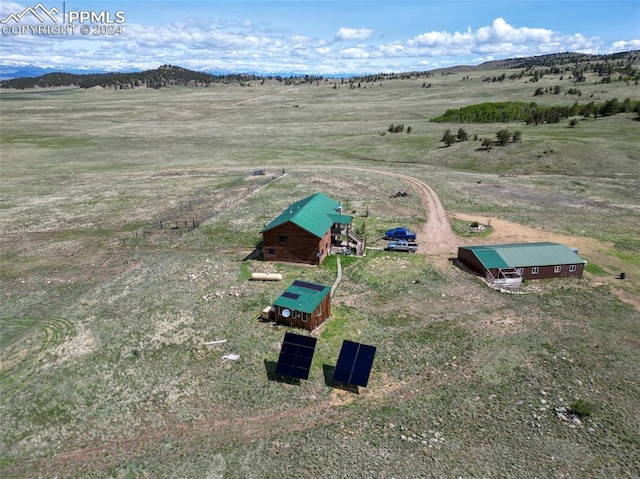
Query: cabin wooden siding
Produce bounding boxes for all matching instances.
[274,294,331,331]
[262,222,331,265]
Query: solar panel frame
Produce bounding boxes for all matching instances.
[275,332,317,380]
[333,340,376,387]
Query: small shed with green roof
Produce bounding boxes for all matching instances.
[458,242,586,284]
[261,192,364,265]
[272,279,332,330]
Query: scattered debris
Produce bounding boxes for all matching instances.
[390,189,409,198]
[202,290,243,301]
[223,354,239,361]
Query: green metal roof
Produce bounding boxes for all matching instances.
[462,242,585,269]
[273,280,331,314]
[261,193,352,238]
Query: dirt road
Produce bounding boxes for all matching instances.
[336,167,458,256]
[339,167,637,309]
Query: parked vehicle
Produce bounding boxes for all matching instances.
[384,227,417,241]
[387,240,418,253]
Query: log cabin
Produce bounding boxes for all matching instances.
[261,192,364,265]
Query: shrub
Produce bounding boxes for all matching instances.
[569,398,595,417]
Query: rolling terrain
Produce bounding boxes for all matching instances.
[1,52,639,478]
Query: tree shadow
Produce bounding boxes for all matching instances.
[243,240,263,261]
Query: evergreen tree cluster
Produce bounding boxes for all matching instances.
[481,51,639,85]
[0,65,321,90]
[431,99,639,125]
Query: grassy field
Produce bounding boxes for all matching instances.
[1,63,639,478]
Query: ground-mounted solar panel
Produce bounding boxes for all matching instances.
[292,280,324,291]
[275,332,317,380]
[333,340,376,387]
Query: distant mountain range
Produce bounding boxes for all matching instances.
[1,51,638,89]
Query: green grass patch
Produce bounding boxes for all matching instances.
[585,262,608,276]
[450,217,494,237]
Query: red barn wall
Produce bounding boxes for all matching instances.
[458,248,585,280]
[518,263,584,280]
[457,248,487,276]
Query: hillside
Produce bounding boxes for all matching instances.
[0,64,268,89]
[2,51,639,89]
[1,54,639,478]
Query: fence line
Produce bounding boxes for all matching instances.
[128,170,285,243]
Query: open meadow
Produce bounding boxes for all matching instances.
[1,61,639,478]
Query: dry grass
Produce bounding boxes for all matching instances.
[1,64,639,477]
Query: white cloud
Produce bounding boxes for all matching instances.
[338,47,369,59]
[476,17,552,44]
[408,28,474,47]
[0,5,633,76]
[403,17,601,60]
[378,42,404,55]
[335,27,372,41]
[611,39,640,50]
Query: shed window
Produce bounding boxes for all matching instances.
[278,235,289,242]
[569,264,577,272]
[554,265,562,273]
[267,248,275,255]
[531,267,539,275]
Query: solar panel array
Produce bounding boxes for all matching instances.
[272,333,377,388]
[292,279,324,291]
[332,340,377,387]
[275,332,317,380]
[281,291,300,300]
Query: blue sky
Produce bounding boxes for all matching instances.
[1,0,639,74]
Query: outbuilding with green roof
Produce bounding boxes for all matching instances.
[458,242,586,284]
[272,279,332,331]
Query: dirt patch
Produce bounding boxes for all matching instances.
[334,167,637,311]
[452,213,638,310]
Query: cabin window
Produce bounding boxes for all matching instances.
[267,248,275,255]
[516,268,524,275]
[554,265,562,273]
[531,267,539,275]
[569,264,577,272]
[278,235,289,242]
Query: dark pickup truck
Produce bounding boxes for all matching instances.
[384,227,417,241]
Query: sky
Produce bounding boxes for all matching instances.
[1,0,639,75]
